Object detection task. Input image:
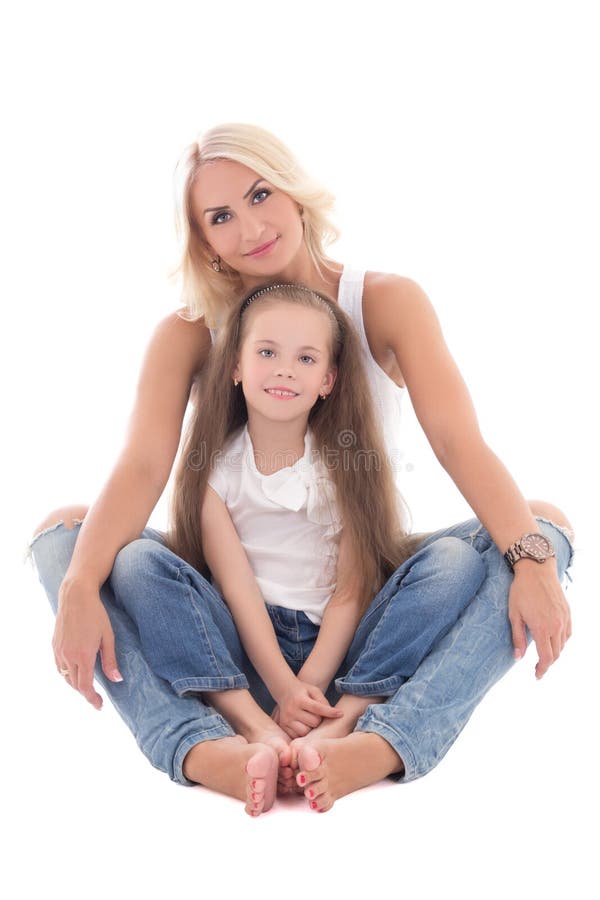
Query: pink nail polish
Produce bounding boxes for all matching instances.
[307,789,314,798]
[310,801,317,809]
[299,774,306,784]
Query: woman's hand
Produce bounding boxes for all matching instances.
[508,561,572,679]
[274,680,343,738]
[53,577,123,709]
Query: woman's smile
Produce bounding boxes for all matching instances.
[246,237,280,258]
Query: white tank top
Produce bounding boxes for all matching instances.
[208,265,405,470]
[337,267,405,473]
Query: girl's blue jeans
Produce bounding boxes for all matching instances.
[30,516,574,785]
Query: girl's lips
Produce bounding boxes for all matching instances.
[246,237,278,257]
[265,388,298,399]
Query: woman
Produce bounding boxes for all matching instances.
[30,123,575,804]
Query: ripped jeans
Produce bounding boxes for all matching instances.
[29,515,574,784]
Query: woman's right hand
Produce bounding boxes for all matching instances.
[53,577,123,710]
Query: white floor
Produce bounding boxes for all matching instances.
[5,536,596,900]
[4,3,599,895]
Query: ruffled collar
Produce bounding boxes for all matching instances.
[242,426,341,536]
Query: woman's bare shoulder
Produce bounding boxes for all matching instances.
[362,271,437,351]
[144,309,213,379]
[363,270,429,304]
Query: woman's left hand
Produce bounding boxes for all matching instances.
[508,561,572,679]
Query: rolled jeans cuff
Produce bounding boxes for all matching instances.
[172,673,250,696]
[334,674,404,697]
[172,715,237,786]
[354,709,418,783]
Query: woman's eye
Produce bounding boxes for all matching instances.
[252,189,271,204]
[211,210,231,225]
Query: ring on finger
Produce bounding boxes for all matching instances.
[59,668,69,676]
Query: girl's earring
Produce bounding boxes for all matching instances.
[234,378,239,387]
[319,392,327,400]
[211,256,222,273]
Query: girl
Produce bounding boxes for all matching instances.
[31,123,574,806]
[108,281,486,815]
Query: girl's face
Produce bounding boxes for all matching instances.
[191,159,305,276]
[233,302,337,423]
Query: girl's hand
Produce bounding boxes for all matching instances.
[53,577,123,709]
[275,681,343,738]
[508,562,572,679]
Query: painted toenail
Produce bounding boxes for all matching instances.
[307,789,314,798]
[251,779,257,788]
[299,775,306,784]
[310,801,317,809]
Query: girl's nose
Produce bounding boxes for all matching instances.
[274,362,295,378]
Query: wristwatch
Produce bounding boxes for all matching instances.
[503,532,556,570]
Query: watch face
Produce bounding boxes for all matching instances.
[521,533,552,558]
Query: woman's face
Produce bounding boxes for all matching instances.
[233,302,337,423]
[191,159,305,276]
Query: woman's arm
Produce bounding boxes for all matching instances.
[366,274,571,677]
[53,312,212,708]
[296,529,364,692]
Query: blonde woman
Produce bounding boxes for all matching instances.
[30,123,575,805]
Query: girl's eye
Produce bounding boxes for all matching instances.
[300,355,315,364]
[211,210,231,225]
[259,348,274,358]
[252,188,271,204]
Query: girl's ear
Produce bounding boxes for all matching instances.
[321,366,337,397]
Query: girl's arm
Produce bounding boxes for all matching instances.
[51,312,212,708]
[201,486,305,701]
[201,487,344,735]
[296,529,364,692]
[367,274,571,678]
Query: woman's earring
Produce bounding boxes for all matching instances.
[211,256,222,273]
[319,392,327,400]
[234,378,239,387]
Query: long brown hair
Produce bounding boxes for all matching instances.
[168,284,419,615]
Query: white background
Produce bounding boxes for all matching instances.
[2,1,598,898]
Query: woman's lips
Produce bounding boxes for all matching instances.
[246,237,278,257]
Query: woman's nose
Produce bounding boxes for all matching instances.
[239,210,265,241]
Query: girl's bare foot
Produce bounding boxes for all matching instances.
[293,734,404,813]
[280,694,386,796]
[182,734,279,816]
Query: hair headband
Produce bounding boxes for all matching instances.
[239,283,334,316]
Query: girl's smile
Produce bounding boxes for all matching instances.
[233,304,337,423]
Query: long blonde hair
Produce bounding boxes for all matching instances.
[169,284,419,616]
[172,123,340,327]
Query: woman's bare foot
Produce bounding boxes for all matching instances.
[182,734,279,816]
[292,734,404,813]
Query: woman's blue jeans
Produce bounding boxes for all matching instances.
[29,515,574,785]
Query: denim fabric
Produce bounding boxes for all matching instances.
[29,514,574,787]
[108,534,484,701]
[353,516,575,782]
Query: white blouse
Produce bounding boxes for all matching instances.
[207,425,342,625]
